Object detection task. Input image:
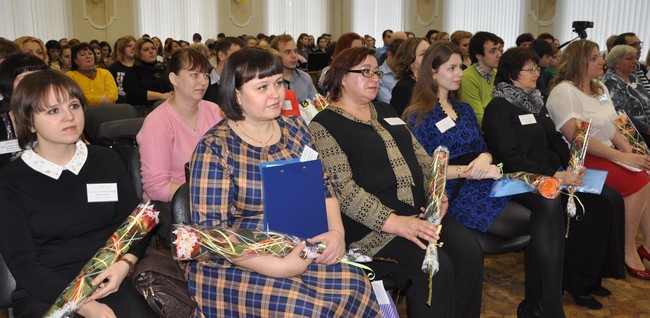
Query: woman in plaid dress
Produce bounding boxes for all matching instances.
[186,47,381,318]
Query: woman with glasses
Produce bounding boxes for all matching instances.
[546,40,650,281]
[603,45,650,145]
[310,46,483,317]
[483,47,624,313]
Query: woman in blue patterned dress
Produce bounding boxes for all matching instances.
[403,42,566,318]
[187,47,380,318]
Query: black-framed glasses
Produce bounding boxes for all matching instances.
[520,66,541,74]
[347,69,384,79]
[628,41,643,48]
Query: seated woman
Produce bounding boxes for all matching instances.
[602,44,650,145]
[404,42,565,317]
[58,45,72,73]
[0,53,48,169]
[317,32,363,94]
[66,42,118,105]
[0,69,156,318]
[123,38,172,116]
[137,48,224,202]
[390,37,430,116]
[187,47,380,317]
[14,36,46,62]
[546,40,650,280]
[483,47,624,310]
[310,47,483,317]
[107,36,137,104]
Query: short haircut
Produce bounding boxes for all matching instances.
[325,47,376,102]
[537,33,555,42]
[70,42,93,70]
[382,29,394,40]
[0,53,48,98]
[468,31,501,63]
[270,33,294,51]
[168,47,212,78]
[0,38,20,61]
[215,37,245,62]
[193,33,202,42]
[606,44,637,68]
[530,39,553,58]
[495,47,540,85]
[217,47,283,121]
[450,30,472,46]
[394,38,427,80]
[516,33,535,47]
[333,32,363,58]
[45,40,61,51]
[11,69,87,150]
[134,37,155,60]
[613,32,638,47]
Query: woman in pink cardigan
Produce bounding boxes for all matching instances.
[136,48,223,202]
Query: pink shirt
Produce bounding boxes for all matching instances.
[137,100,224,201]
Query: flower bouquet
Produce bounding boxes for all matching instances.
[613,111,650,155]
[421,146,449,306]
[312,93,330,111]
[44,202,159,318]
[490,172,561,199]
[566,119,591,219]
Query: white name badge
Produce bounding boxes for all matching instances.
[281,100,293,110]
[384,117,406,126]
[435,116,456,133]
[87,183,118,202]
[0,139,20,154]
[518,114,537,125]
[596,94,609,104]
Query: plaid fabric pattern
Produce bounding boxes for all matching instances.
[187,115,381,318]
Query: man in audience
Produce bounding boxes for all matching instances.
[530,39,554,98]
[204,37,244,104]
[271,34,317,102]
[378,32,407,65]
[377,38,404,103]
[375,29,393,60]
[460,31,502,125]
[193,33,202,44]
[613,32,650,92]
[516,33,534,47]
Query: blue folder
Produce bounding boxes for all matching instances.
[259,158,329,239]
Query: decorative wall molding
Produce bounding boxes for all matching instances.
[82,0,117,29]
[416,0,438,26]
[528,0,556,26]
[228,0,254,28]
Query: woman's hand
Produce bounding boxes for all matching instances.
[553,171,583,187]
[85,259,130,302]
[77,300,116,318]
[276,241,313,277]
[383,214,440,250]
[464,153,495,179]
[619,152,650,170]
[307,230,345,265]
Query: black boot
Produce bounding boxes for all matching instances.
[517,300,542,318]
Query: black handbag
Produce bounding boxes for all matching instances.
[131,247,197,318]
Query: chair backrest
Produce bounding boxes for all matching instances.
[0,253,15,308]
[95,117,145,168]
[129,146,143,202]
[84,104,139,144]
[171,183,191,225]
[470,229,530,254]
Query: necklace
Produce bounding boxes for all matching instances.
[235,120,276,146]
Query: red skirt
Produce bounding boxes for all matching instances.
[584,154,650,197]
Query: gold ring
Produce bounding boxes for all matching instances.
[416,231,420,237]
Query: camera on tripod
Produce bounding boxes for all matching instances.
[572,21,594,39]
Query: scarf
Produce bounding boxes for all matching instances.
[77,66,97,80]
[493,82,544,114]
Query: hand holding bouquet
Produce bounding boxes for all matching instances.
[44,202,159,318]
[614,111,650,155]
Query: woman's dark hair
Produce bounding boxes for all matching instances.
[403,42,463,126]
[0,53,48,98]
[11,69,87,150]
[70,42,93,70]
[394,38,426,80]
[99,41,111,55]
[217,47,283,121]
[425,29,439,43]
[325,47,376,102]
[0,38,21,61]
[495,47,540,85]
[164,40,180,57]
[167,48,212,78]
[332,32,363,59]
[297,33,309,51]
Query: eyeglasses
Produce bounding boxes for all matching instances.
[347,69,384,79]
[520,66,541,74]
[628,41,643,48]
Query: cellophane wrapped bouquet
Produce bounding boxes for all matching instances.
[421,146,449,306]
[44,202,159,318]
[566,119,591,219]
[613,111,650,155]
[500,172,561,199]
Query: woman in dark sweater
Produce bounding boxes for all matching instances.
[123,37,172,116]
[483,47,625,312]
[389,38,429,116]
[0,70,155,317]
